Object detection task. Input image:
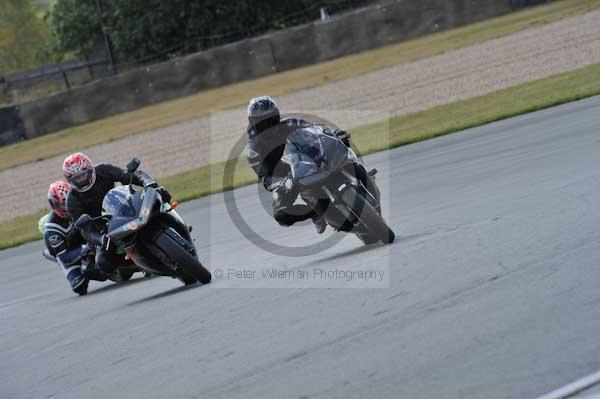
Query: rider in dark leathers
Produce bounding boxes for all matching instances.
[245,96,351,233]
[63,153,170,274]
[43,181,88,294]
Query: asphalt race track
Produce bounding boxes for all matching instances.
[2,96,600,399]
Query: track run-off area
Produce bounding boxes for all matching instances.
[2,96,600,399]
[3,9,600,222]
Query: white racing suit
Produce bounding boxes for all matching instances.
[40,212,87,294]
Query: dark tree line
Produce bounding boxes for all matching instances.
[49,0,370,66]
[1,0,56,75]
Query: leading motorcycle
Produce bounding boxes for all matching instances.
[280,126,395,245]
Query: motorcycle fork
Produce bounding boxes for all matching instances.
[320,173,358,228]
[344,166,381,212]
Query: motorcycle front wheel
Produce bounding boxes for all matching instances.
[154,228,212,285]
[340,187,395,244]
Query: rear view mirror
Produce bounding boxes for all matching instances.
[126,157,141,173]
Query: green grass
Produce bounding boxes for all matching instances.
[0,210,47,250]
[3,62,600,250]
[351,64,600,155]
[1,0,599,172]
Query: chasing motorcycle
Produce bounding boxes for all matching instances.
[74,158,211,286]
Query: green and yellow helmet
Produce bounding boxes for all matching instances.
[38,214,50,235]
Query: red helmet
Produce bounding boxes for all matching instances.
[63,153,96,192]
[48,180,71,218]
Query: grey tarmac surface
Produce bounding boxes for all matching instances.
[2,96,600,399]
[573,383,600,399]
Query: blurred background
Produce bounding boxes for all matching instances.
[0,0,372,105]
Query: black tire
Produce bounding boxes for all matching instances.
[179,274,197,286]
[154,229,212,285]
[357,233,380,245]
[118,269,135,281]
[341,187,395,244]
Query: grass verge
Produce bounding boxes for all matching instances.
[2,0,600,172]
[2,62,600,250]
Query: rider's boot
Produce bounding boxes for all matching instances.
[65,266,89,295]
[312,214,327,234]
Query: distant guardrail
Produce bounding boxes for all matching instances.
[1,59,112,108]
[6,59,109,88]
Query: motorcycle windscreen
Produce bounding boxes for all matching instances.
[102,186,138,217]
[103,186,144,239]
[282,128,349,182]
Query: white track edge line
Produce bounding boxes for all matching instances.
[537,370,600,399]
